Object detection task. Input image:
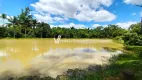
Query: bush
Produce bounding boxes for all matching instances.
[123,33,142,46]
[0,27,7,38]
[113,36,124,44]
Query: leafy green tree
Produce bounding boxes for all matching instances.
[123,33,142,46]
[36,22,51,38]
[93,26,104,38]
[129,23,141,35]
[18,7,32,38]
[103,25,126,38]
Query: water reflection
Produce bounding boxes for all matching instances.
[30,48,122,77]
[0,51,8,57]
[0,39,123,77]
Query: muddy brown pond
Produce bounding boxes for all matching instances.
[0,39,123,78]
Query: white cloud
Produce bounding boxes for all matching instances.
[132,12,137,16]
[0,18,3,26]
[92,21,137,29]
[74,6,116,22]
[50,21,137,29]
[51,23,87,29]
[33,14,68,23]
[92,24,108,28]
[140,11,142,17]
[0,20,3,26]
[0,14,3,25]
[33,13,53,23]
[124,0,142,5]
[116,21,137,29]
[31,0,116,23]
[92,24,101,28]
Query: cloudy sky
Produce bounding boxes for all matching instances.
[0,0,142,29]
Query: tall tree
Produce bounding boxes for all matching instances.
[37,22,51,38]
[129,23,141,35]
[31,19,37,37]
[18,7,32,38]
[0,13,7,27]
[7,16,18,38]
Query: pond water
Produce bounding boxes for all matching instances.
[0,39,123,77]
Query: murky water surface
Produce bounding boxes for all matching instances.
[0,39,123,77]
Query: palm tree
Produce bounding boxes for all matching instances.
[0,13,7,27]
[18,7,32,38]
[7,16,18,38]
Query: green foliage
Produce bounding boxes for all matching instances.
[50,25,126,39]
[1,13,7,19]
[129,23,141,35]
[123,33,142,46]
[113,36,124,44]
[103,25,126,38]
[125,46,142,57]
[122,23,142,46]
[35,22,51,38]
[125,46,142,52]
[0,27,6,38]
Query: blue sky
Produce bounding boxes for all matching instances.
[0,0,142,29]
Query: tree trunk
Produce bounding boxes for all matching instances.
[20,26,22,37]
[3,19,4,27]
[33,26,35,37]
[3,19,7,36]
[13,25,15,38]
[25,27,27,38]
[40,27,43,38]
[41,32,42,38]
[140,17,142,34]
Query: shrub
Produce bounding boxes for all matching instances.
[0,27,7,38]
[123,33,142,46]
[113,36,124,44]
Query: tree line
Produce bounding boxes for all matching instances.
[0,7,142,46]
[0,7,51,38]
